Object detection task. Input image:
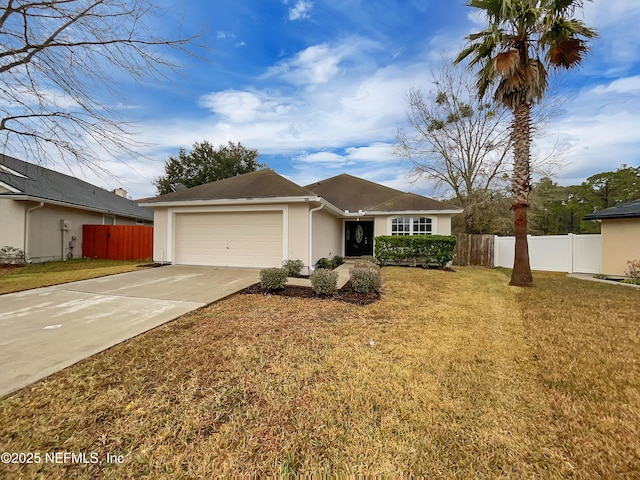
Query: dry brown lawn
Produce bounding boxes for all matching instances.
[0,259,147,294]
[0,267,638,478]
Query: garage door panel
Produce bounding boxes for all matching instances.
[174,211,283,267]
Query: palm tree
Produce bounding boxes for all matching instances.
[456,0,597,286]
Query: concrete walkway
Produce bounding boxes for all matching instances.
[567,273,640,288]
[287,262,353,288]
[0,266,259,398]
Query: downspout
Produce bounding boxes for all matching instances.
[24,202,45,262]
[308,203,324,274]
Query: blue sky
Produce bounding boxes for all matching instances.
[68,0,640,199]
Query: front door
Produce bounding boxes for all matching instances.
[345,221,374,257]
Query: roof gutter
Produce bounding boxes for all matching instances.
[24,201,45,261]
[140,195,326,209]
[362,209,464,215]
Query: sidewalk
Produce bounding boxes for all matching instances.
[567,273,640,289]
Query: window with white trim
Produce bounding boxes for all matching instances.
[391,217,432,235]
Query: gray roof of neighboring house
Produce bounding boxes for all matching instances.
[583,198,640,220]
[0,154,153,221]
[304,173,460,212]
[142,169,315,203]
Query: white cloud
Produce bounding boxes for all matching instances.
[535,75,640,184]
[121,19,640,200]
[288,0,314,21]
[591,75,640,95]
[293,143,396,166]
[263,37,382,86]
[264,43,343,85]
[295,151,351,165]
[344,143,396,162]
[199,90,296,123]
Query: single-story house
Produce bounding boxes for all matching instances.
[584,198,640,276]
[0,154,153,262]
[140,169,462,269]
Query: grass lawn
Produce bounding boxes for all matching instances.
[0,259,148,294]
[0,267,638,477]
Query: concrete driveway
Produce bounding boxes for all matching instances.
[0,265,259,398]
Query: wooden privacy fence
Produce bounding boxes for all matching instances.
[83,225,153,261]
[453,233,495,267]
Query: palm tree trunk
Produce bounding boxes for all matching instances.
[510,101,533,286]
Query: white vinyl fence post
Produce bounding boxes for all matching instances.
[568,233,574,274]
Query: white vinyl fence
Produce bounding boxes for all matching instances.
[494,234,601,274]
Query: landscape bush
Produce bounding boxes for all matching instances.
[259,267,288,291]
[310,268,338,296]
[624,259,640,285]
[315,255,345,270]
[374,235,456,267]
[353,258,378,269]
[350,263,382,294]
[359,255,377,265]
[315,257,333,269]
[282,259,305,277]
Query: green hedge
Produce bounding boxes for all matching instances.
[374,235,456,267]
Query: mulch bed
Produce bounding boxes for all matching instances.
[240,280,380,305]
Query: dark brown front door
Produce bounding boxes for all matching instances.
[345,221,374,257]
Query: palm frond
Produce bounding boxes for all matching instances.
[458,0,595,108]
[469,0,504,20]
[494,59,548,108]
[493,49,521,76]
[547,38,587,68]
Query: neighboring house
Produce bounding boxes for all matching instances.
[0,154,153,262]
[584,198,640,276]
[140,169,462,269]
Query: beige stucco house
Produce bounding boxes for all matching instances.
[0,155,153,262]
[584,198,640,276]
[141,169,462,270]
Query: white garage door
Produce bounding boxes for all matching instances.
[174,211,283,267]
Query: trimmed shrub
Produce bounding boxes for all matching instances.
[259,267,288,291]
[331,255,345,267]
[359,255,377,265]
[624,259,640,285]
[354,258,377,269]
[283,259,305,277]
[310,268,338,296]
[350,264,382,294]
[374,235,456,267]
[315,257,333,269]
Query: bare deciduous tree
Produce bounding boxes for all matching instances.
[395,62,512,233]
[0,0,203,170]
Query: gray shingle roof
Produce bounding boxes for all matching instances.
[143,169,315,203]
[583,198,640,220]
[0,154,153,221]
